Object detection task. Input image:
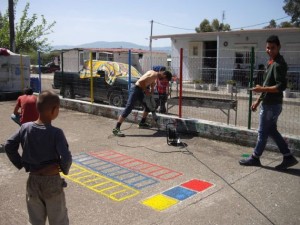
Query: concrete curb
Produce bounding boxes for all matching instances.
[59,97,300,155]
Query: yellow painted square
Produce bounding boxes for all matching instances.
[142,194,178,211]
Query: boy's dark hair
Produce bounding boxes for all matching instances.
[163,71,173,81]
[37,90,60,113]
[266,35,280,46]
[24,87,33,95]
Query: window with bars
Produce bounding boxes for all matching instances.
[98,53,114,61]
[235,51,253,65]
[192,46,198,56]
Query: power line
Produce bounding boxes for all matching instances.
[153,16,290,32]
[153,20,194,31]
[231,16,290,30]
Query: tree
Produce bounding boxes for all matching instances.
[211,19,221,31]
[195,18,231,32]
[0,0,56,53]
[222,24,231,31]
[0,12,3,28]
[283,0,300,26]
[280,21,294,27]
[0,12,9,46]
[196,19,212,32]
[264,19,277,28]
[27,51,58,65]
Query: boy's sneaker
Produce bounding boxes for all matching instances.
[138,122,151,129]
[112,128,125,137]
[239,155,261,167]
[275,155,298,170]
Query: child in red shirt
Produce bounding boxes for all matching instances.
[11,88,39,125]
[156,77,169,113]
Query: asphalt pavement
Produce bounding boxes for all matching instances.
[0,100,299,225]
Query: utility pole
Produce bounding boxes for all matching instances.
[149,20,153,69]
[8,0,15,52]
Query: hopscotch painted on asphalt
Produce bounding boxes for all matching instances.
[62,150,215,211]
[61,163,140,201]
[141,179,214,211]
[72,152,159,189]
[89,150,183,180]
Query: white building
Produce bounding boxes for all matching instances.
[56,48,168,74]
[152,28,300,86]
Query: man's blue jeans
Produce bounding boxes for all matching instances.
[11,114,21,126]
[121,86,149,118]
[254,104,291,157]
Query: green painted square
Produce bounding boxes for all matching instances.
[142,194,179,211]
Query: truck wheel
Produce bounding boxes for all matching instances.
[109,92,124,107]
[62,85,75,99]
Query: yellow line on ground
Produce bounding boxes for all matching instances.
[62,163,140,201]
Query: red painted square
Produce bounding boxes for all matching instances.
[181,179,213,192]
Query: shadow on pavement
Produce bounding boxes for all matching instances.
[261,165,300,177]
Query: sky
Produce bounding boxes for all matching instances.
[0,0,291,48]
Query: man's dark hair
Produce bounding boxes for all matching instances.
[24,87,33,95]
[266,35,280,46]
[37,90,60,113]
[153,66,166,72]
[163,71,173,81]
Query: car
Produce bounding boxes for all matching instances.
[53,61,146,107]
[44,62,60,73]
[30,62,60,74]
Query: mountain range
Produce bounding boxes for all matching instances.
[52,41,171,54]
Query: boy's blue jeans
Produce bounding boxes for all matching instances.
[254,104,291,157]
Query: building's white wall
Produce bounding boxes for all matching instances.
[60,49,167,75]
[113,52,143,73]
[171,38,190,81]
[170,30,300,83]
[140,52,168,73]
[61,50,81,72]
[113,52,128,64]
[188,42,203,81]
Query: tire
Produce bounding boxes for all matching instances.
[61,85,75,99]
[109,91,124,107]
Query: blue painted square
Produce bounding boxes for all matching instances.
[163,186,196,201]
